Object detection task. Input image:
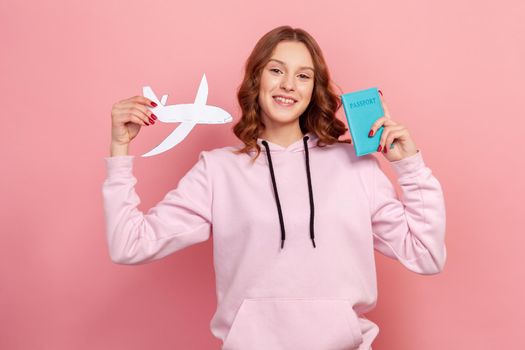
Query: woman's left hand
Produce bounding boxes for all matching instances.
[368,91,419,162]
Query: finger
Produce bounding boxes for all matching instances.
[130,114,149,126]
[369,116,386,137]
[119,103,157,121]
[368,116,397,137]
[131,106,156,124]
[380,127,405,153]
[380,125,404,145]
[378,91,392,120]
[125,95,158,108]
[121,106,154,126]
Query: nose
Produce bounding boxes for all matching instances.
[280,73,295,91]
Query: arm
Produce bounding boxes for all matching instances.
[101,151,212,265]
[368,150,447,275]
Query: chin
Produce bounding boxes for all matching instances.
[266,108,303,123]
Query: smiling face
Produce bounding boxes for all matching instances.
[257,41,315,132]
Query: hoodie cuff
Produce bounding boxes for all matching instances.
[389,149,425,179]
[104,155,135,179]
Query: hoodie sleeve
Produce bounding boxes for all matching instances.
[101,151,212,265]
[368,150,447,275]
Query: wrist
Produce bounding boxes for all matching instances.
[110,142,129,157]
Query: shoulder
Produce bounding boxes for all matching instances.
[202,145,245,160]
[318,140,377,170]
[322,141,382,200]
[198,144,252,170]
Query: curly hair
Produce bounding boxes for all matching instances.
[232,25,352,161]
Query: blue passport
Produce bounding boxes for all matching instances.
[341,87,385,156]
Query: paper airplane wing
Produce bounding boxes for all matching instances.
[141,121,197,157]
[143,86,163,106]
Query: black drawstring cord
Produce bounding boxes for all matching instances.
[303,135,316,248]
[261,135,316,249]
[261,140,286,249]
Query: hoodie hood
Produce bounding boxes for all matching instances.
[254,132,319,153]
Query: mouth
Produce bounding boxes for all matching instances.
[273,95,297,107]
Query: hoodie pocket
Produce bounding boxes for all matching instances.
[222,297,363,350]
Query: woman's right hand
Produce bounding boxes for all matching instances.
[110,95,158,146]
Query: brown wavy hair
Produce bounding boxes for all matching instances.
[232,25,352,161]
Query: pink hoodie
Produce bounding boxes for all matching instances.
[102,131,447,350]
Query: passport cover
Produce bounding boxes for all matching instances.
[341,87,385,156]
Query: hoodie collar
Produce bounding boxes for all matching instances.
[255,132,319,153]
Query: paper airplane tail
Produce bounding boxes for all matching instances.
[143,86,163,107]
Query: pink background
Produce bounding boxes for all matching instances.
[1,0,524,349]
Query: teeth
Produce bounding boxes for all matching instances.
[274,96,295,104]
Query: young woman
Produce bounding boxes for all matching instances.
[103,25,446,350]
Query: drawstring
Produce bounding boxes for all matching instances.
[303,136,316,248]
[261,135,316,249]
[261,139,286,248]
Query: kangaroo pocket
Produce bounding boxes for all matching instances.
[222,297,364,350]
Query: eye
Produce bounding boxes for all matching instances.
[270,68,282,74]
[298,74,311,79]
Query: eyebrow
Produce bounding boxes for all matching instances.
[268,58,315,72]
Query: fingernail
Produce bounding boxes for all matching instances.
[151,113,157,120]
[148,117,155,124]
[378,89,383,96]
[368,130,374,138]
[384,145,388,153]
[377,145,382,152]
[151,101,158,107]
[144,121,149,126]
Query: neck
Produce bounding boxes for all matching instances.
[259,124,305,149]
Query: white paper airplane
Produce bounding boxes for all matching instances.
[141,73,233,157]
